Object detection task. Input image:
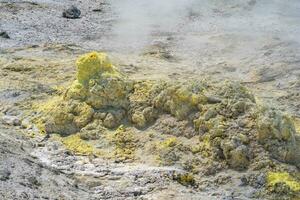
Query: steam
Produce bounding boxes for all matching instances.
[109,0,300,57]
[110,0,198,52]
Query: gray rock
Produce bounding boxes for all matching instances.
[207,96,222,104]
[1,115,21,126]
[0,169,11,181]
[0,31,10,39]
[62,6,81,19]
[21,118,31,129]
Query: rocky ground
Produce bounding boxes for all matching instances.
[1,0,300,199]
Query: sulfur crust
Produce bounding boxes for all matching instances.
[109,125,137,161]
[76,52,120,86]
[267,172,300,192]
[61,134,95,155]
[35,52,300,173]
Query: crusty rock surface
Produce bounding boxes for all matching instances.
[37,52,299,178]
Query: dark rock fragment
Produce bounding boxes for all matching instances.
[92,8,103,12]
[63,6,81,19]
[0,31,10,39]
[0,168,11,181]
[207,95,222,104]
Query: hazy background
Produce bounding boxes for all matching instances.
[109,0,300,55]
[110,0,199,51]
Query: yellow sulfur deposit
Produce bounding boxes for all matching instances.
[174,173,196,186]
[66,51,133,109]
[160,137,178,148]
[109,126,137,161]
[154,85,195,120]
[37,52,300,175]
[76,52,117,85]
[61,134,95,155]
[267,172,300,193]
[257,107,300,166]
[294,118,300,133]
[44,100,94,135]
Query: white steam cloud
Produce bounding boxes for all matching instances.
[109,0,300,57]
[110,0,198,52]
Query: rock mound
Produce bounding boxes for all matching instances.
[37,52,300,173]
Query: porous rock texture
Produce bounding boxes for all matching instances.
[36,52,300,198]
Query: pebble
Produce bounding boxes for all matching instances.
[239,176,248,186]
[21,118,31,129]
[207,96,222,104]
[62,6,81,19]
[1,115,21,126]
[0,31,10,39]
[0,168,11,181]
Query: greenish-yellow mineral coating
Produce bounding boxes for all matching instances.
[44,100,94,135]
[173,173,196,186]
[37,52,300,177]
[61,134,96,155]
[267,172,300,198]
[257,107,300,167]
[76,52,116,85]
[109,125,137,161]
[66,52,133,109]
[155,137,183,166]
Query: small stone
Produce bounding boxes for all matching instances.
[133,190,142,196]
[37,142,45,147]
[92,8,103,12]
[240,176,248,186]
[0,169,11,181]
[27,176,40,187]
[63,6,81,19]
[254,173,266,188]
[0,31,10,39]
[1,115,21,126]
[207,96,222,104]
[21,118,31,129]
